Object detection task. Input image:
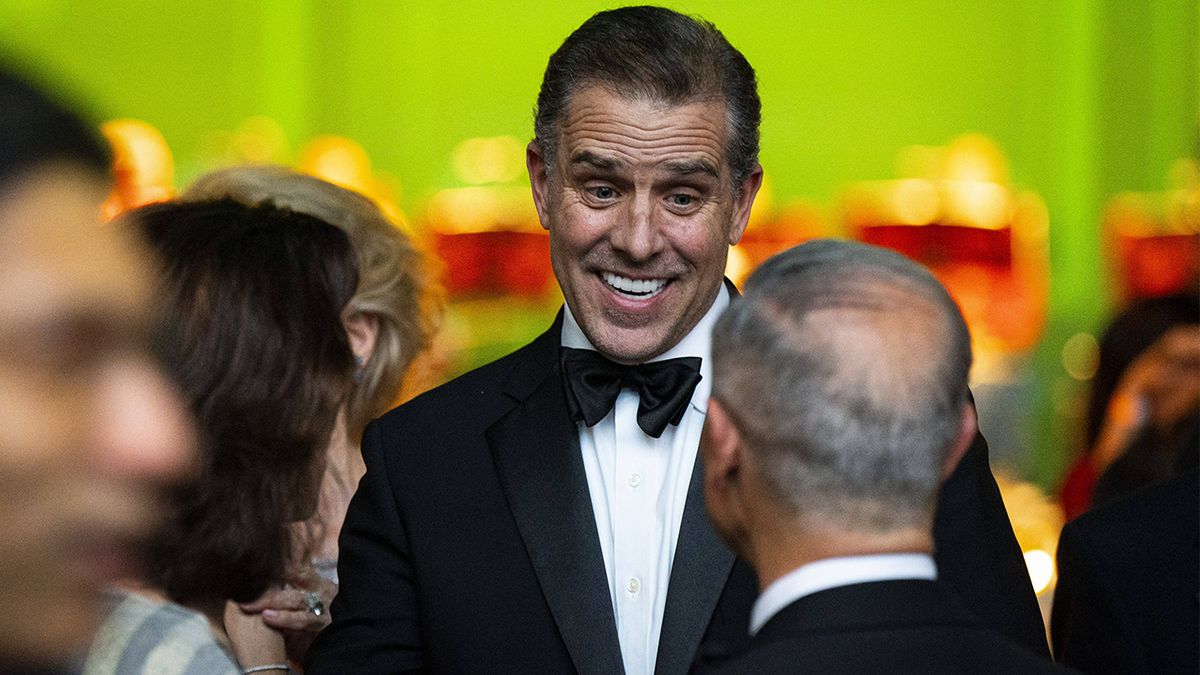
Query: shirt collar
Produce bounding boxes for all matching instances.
[749,553,937,635]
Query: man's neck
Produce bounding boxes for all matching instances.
[747,519,934,591]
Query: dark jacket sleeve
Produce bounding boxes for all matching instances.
[932,431,1050,657]
[304,418,425,675]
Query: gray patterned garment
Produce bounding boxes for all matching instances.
[84,590,240,675]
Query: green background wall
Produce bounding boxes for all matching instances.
[2,0,1195,487]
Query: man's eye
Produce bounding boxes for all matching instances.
[591,186,616,200]
[670,194,694,207]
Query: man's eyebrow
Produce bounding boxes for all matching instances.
[663,159,720,179]
[568,152,720,179]
[569,151,619,171]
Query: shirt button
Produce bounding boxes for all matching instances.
[627,578,641,593]
[628,473,642,488]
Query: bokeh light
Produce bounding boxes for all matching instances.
[298,135,374,192]
[1023,549,1055,594]
[100,119,174,219]
[1062,332,1100,381]
[452,136,525,185]
[233,115,287,164]
[892,179,939,225]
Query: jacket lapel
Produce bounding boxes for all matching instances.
[486,315,625,675]
[654,447,738,675]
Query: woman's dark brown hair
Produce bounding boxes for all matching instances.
[134,198,357,605]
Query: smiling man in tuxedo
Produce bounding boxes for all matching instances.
[305,7,1046,675]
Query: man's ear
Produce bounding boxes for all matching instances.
[703,399,742,472]
[702,399,746,521]
[527,141,552,231]
[941,399,978,481]
[727,163,764,246]
[343,310,380,361]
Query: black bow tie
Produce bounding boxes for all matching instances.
[560,347,703,438]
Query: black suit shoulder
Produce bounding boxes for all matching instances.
[307,319,583,675]
[376,330,547,430]
[367,322,559,473]
[706,626,1069,675]
[1051,468,1200,675]
[703,581,1071,675]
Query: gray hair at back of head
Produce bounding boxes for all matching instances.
[711,239,973,531]
[183,165,442,439]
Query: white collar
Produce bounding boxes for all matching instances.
[749,553,937,635]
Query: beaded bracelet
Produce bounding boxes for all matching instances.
[243,665,291,674]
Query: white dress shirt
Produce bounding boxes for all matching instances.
[561,285,729,675]
[749,553,938,635]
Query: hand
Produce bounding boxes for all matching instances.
[223,601,288,670]
[1141,325,1200,432]
[1092,325,1200,471]
[238,566,337,663]
[239,579,335,634]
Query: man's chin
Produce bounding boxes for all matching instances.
[588,327,675,365]
[589,305,716,364]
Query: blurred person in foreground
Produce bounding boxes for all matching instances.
[180,165,442,657]
[1058,293,1199,519]
[83,199,358,675]
[699,239,1071,675]
[306,7,1044,675]
[0,69,197,673]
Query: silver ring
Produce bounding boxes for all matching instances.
[305,591,325,617]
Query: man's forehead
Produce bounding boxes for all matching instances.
[556,87,731,175]
[0,167,152,331]
[560,85,730,132]
[568,150,721,180]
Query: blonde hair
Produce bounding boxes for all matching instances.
[184,165,442,439]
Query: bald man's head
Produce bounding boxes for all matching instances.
[710,240,972,532]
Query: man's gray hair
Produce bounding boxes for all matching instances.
[711,239,973,531]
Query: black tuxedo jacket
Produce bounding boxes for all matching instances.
[698,579,1071,675]
[1051,467,1199,675]
[305,314,1046,675]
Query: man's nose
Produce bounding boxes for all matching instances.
[609,193,665,262]
[88,356,197,483]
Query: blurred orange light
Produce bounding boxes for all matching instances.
[452,136,524,185]
[296,135,406,227]
[1105,159,1200,303]
[426,186,538,235]
[100,119,174,220]
[892,179,939,225]
[843,134,1049,355]
[298,135,375,195]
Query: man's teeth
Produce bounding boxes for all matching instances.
[603,272,666,298]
